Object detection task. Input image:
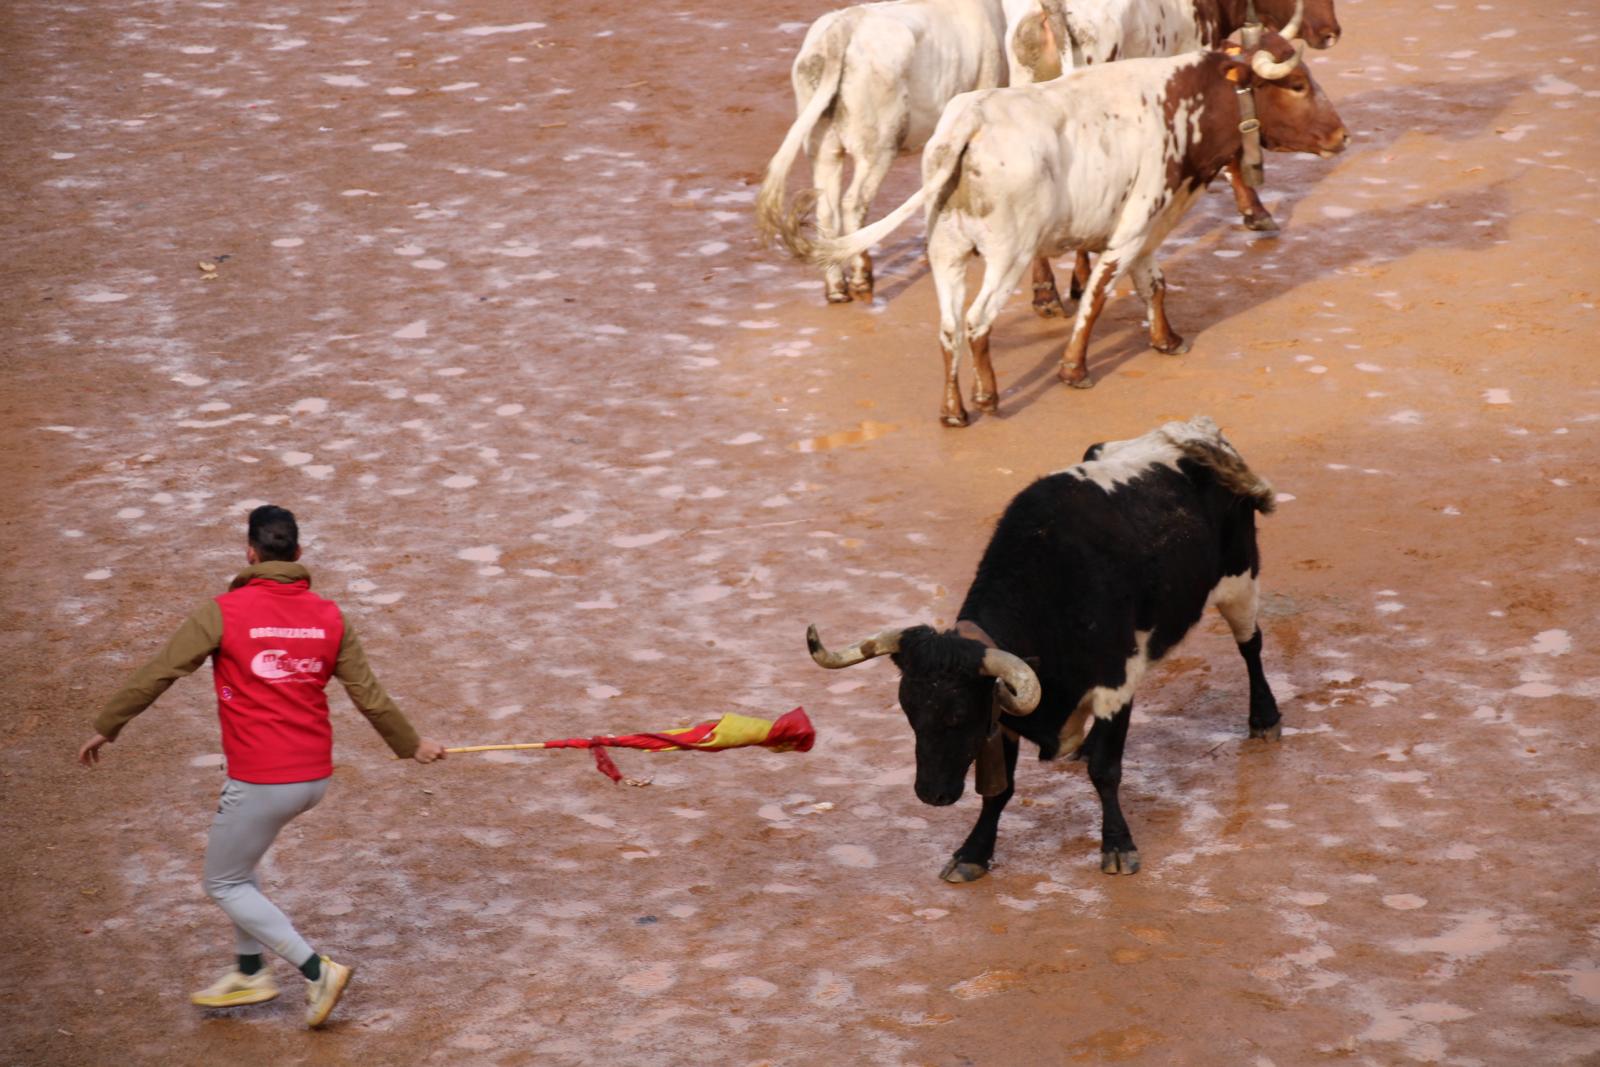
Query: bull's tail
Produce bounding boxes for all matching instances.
[1164,416,1278,514]
[807,93,986,269]
[755,18,851,258]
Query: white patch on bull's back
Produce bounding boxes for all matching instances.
[1064,416,1231,493]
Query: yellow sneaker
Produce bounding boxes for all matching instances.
[191,967,279,1008]
[305,956,353,1028]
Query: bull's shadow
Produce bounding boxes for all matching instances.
[984,177,1512,422]
[1328,73,1532,150]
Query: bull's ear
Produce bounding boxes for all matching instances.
[1221,55,1253,84]
[1012,9,1065,83]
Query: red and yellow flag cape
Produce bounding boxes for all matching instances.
[446,708,814,781]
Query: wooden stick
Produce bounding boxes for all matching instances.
[445,742,552,754]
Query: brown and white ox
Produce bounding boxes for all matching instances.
[1014,0,1344,316]
[1019,0,1342,230]
[755,0,1066,304]
[807,33,1347,426]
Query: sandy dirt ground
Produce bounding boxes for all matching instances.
[2,0,1597,1064]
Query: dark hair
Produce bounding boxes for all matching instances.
[248,505,300,561]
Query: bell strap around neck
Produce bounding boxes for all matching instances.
[1236,83,1265,188]
[956,619,1013,798]
[1235,0,1266,189]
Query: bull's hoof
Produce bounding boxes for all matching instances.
[1152,336,1190,356]
[1249,721,1283,741]
[1032,295,1066,318]
[1243,213,1280,234]
[972,392,999,415]
[825,289,853,304]
[940,858,990,883]
[848,276,874,301]
[1060,368,1095,390]
[1100,849,1141,875]
[941,410,970,429]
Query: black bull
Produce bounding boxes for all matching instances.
[808,418,1283,881]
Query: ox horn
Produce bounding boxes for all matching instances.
[1280,0,1304,41]
[1250,36,1306,79]
[980,649,1042,716]
[806,624,904,669]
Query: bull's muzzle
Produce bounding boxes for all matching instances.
[916,781,964,807]
[1319,128,1351,158]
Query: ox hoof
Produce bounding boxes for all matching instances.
[940,858,990,884]
[1100,849,1141,876]
[1243,214,1280,234]
[941,411,970,429]
[1249,721,1283,741]
[1153,337,1190,356]
[848,279,874,301]
[1032,296,1066,318]
[972,392,999,415]
[1058,363,1093,389]
[825,289,853,305]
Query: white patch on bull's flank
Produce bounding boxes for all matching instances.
[1079,630,1152,721]
[1208,572,1259,642]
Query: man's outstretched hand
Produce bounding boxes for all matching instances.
[413,738,447,764]
[78,734,112,767]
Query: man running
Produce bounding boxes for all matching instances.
[77,504,446,1028]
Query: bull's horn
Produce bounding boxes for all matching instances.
[981,648,1042,715]
[806,624,904,669]
[1280,0,1304,41]
[1250,37,1306,80]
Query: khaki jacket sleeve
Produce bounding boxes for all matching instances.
[334,621,421,759]
[93,601,224,740]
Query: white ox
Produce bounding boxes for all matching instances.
[808,33,1348,426]
[755,0,1064,304]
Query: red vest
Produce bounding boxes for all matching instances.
[213,579,345,783]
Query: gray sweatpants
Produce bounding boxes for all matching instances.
[203,776,329,968]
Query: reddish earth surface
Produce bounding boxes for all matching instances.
[3,0,1597,1064]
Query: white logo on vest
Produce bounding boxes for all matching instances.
[250,649,326,680]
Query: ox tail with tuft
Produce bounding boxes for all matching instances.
[755,19,851,258]
[1164,415,1278,514]
[807,93,986,270]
